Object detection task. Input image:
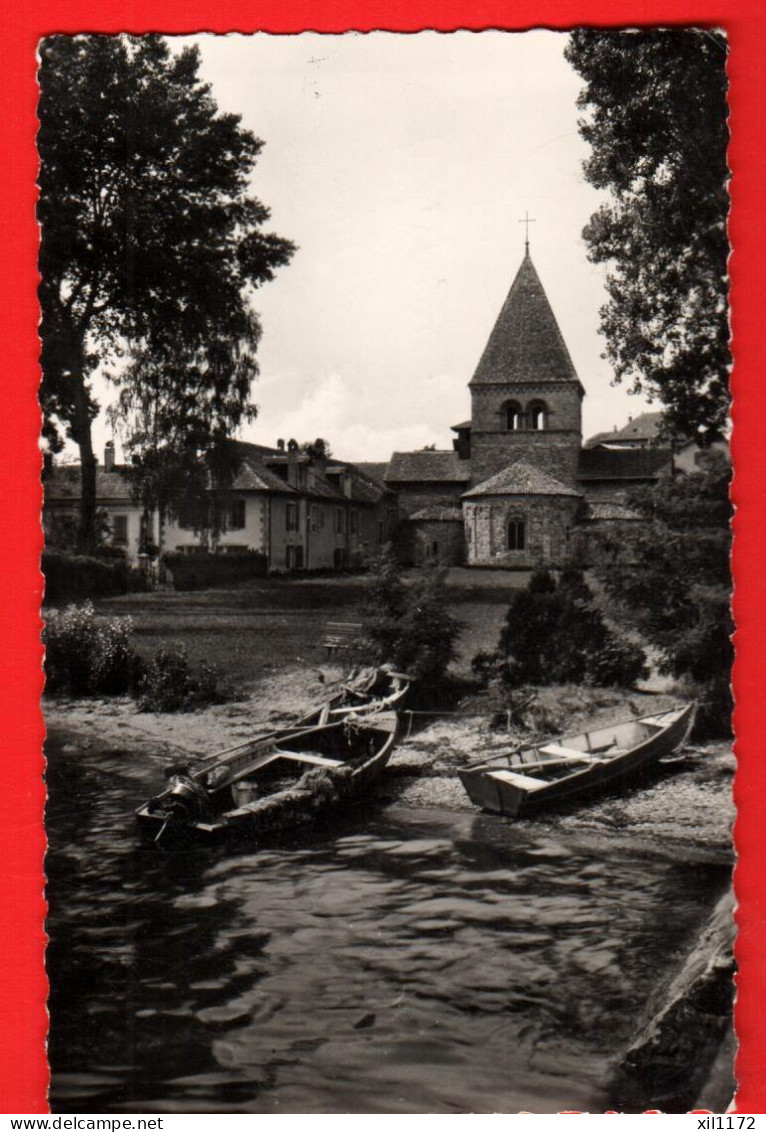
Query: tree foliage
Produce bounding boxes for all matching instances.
[302,438,333,460]
[362,546,460,692]
[565,30,729,442]
[38,35,294,548]
[595,452,732,735]
[479,567,647,689]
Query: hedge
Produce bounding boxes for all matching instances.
[42,550,149,604]
[162,550,268,590]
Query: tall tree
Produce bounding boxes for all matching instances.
[38,35,294,550]
[594,451,733,736]
[565,30,729,441]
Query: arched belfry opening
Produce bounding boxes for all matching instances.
[505,401,524,431]
[527,400,548,431]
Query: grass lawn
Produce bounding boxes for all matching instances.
[88,568,531,688]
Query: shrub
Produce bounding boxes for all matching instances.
[42,550,150,604]
[362,547,460,694]
[137,644,225,713]
[162,550,268,591]
[480,567,648,690]
[44,508,111,555]
[44,602,141,696]
[43,550,127,603]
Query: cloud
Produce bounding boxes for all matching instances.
[244,370,448,460]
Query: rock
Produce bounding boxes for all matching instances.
[611,888,735,1112]
[197,1005,252,1030]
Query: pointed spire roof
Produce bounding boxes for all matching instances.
[469,250,581,388]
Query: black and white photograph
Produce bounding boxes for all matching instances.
[38,29,733,1114]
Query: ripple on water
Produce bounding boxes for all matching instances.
[45,735,730,1114]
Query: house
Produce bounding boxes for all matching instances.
[42,442,147,561]
[380,245,678,568]
[43,439,393,573]
[585,411,730,475]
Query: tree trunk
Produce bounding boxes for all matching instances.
[73,368,98,555]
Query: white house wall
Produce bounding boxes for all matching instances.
[161,496,268,556]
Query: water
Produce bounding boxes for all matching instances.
[45,731,729,1114]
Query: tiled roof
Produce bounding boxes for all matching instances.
[450,420,472,431]
[45,442,385,508]
[578,447,671,481]
[464,460,581,499]
[231,444,299,494]
[44,465,136,502]
[354,462,390,487]
[385,450,472,484]
[345,465,387,504]
[408,506,463,522]
[470,251,581,389]
[586,501,642,521]
[584,411,665,449]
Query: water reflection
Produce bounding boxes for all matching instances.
[46,733,728,1114]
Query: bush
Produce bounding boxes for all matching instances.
[477,567,648,690]
[137,644,225,712]
[362,548,460,694]
[162,550,268,591]
[44,602,141,696]
[44,508,112,555]
[42,550,150,604]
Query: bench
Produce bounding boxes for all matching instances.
[273,750,344,768]
[538,744,593,762]
[488,769,547,791]
[322,621,364,656]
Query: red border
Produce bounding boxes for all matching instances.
[2,0,763,1115]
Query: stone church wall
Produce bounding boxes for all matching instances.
[410,520,465,567]
[464,495,581,568]
[390,482,466,518]
[470,431,581,487]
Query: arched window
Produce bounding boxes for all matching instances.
[505,401,524,430]
[508,519,526,551]
[527,400,548,431]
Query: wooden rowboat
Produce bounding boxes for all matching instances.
[458,703,696,819]
[136,711,399,847]
[186,664,409,781]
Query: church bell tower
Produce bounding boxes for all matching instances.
[468,246,584,488]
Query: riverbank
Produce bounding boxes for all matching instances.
[43,573,735,1112]
[44,656,734,863]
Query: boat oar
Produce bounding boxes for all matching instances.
[154,816,171,845]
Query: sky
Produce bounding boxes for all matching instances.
[90,31,654,465]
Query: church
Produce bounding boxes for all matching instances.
[379,245,673,568]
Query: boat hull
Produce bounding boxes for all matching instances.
[136,713,399,847]
[459,704,696,819]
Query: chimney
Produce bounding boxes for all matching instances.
[104,441,115,472]
[286,438,299,488]
[277,438,285,451]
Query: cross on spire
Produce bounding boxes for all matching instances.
[518,210,536,252]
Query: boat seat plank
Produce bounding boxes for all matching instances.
[641,717,670,728]
[538,744,592,762]
[274,750,344,768]
[488,769,547,791]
